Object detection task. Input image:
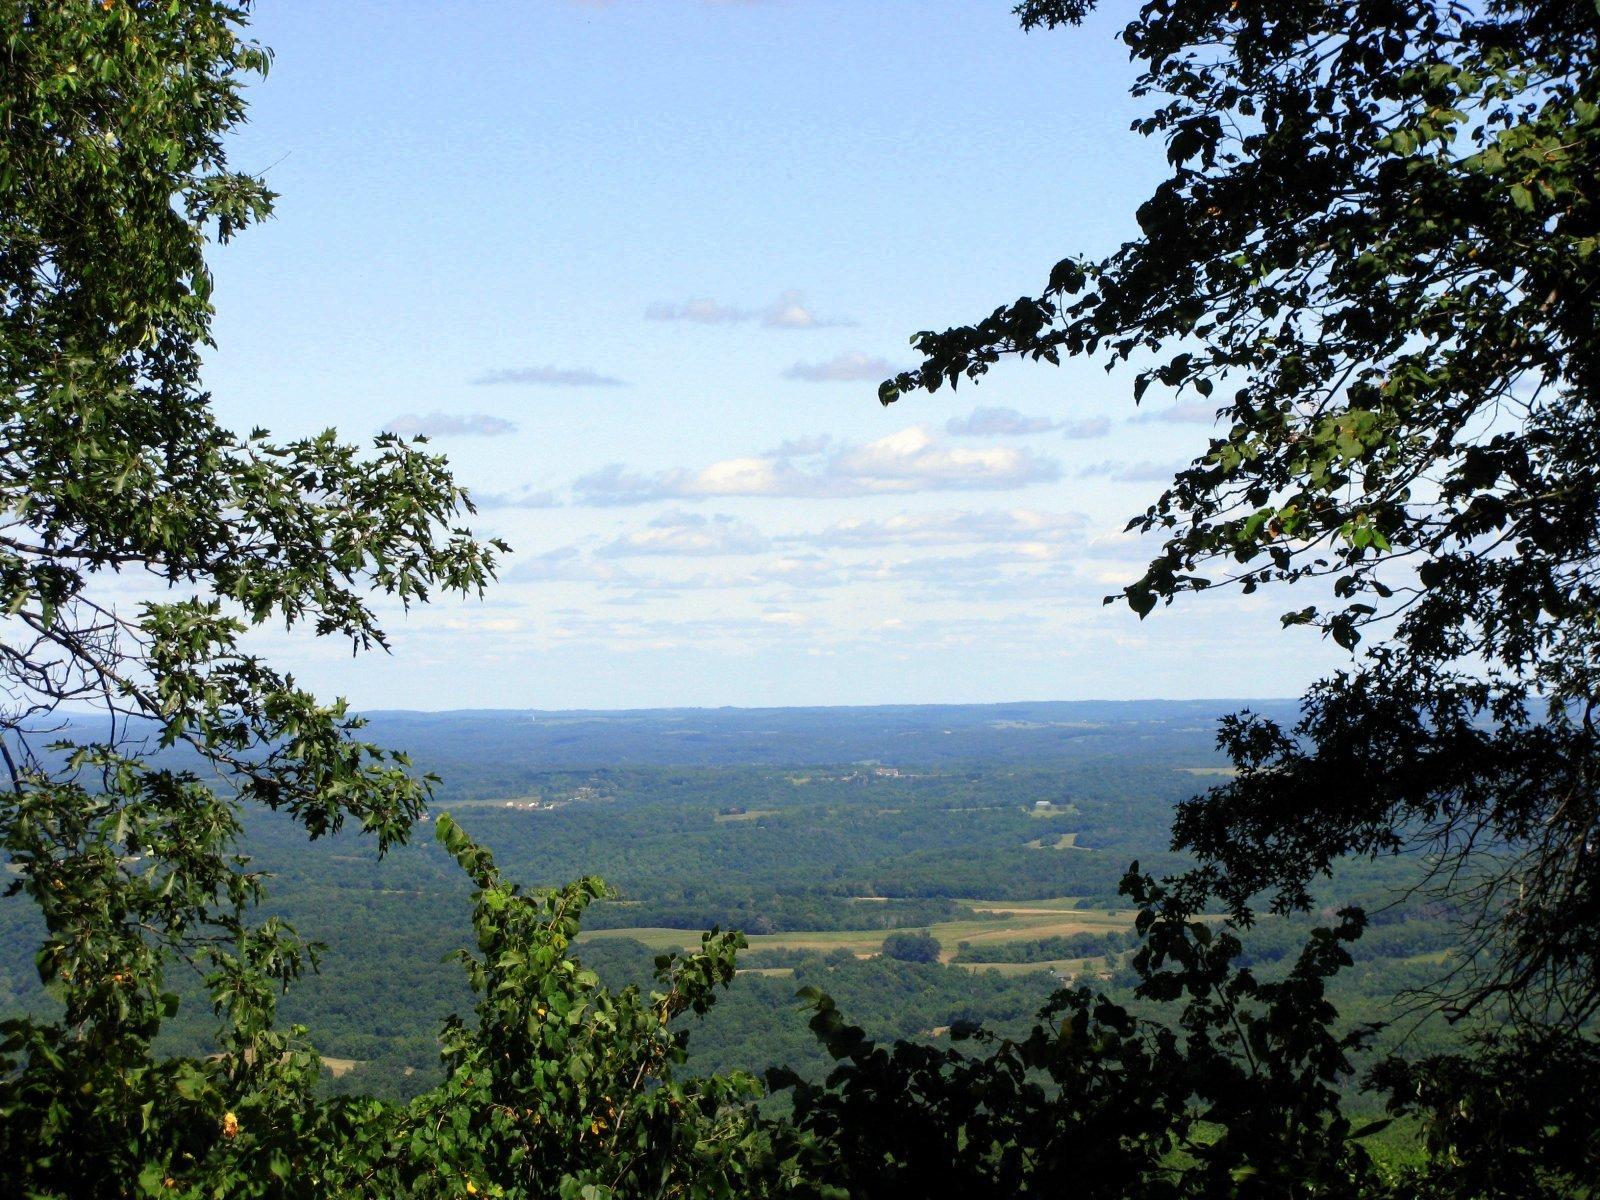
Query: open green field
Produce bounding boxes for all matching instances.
[960,896,1121,916]
[578,898,1138,963]
[1024,832,1080,850]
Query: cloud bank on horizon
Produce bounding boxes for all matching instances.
[571,426,1060,505]
[361,303,1249,709]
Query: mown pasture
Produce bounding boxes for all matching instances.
[579,896,1136,970]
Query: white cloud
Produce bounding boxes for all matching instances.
[832,545,1084,601]
[509,543,845,593]
[645,297,750,324]
[645,290,853,329]
[663,555,845,592]
[383,412,517,438]
[761,290,852,329]
[474,485,560,509]
[597,511,769,557]
[505,546,649,587]
[439,615,524,634]
[572,426,1059,505]
[768,433,833,457]
[1079,459,1189,483]
[1085,529,1160,562]
[941,408,1111,439]
[472,365,627,387]
[783,352,894,382]
[795,508,1085,548]
[1132,400,1217,424]
[573,547,1072,601]
[945,406,1059,437]
[826,427,1059,493]
[1061,416,1113,439]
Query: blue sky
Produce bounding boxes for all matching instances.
[197,1,1348,710]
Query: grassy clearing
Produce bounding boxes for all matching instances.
[577,902,1138,959]
[1400,948,1455,965]
[1024,833,1080,850]
[713,809,779,823]
[434,796,539,809]
[962,898,1124,919]
[1026,803,1080,819]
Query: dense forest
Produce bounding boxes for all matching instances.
[0,705,1468,1126]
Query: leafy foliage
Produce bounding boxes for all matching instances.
[292,815,790,1200]
[883,0,1600,1024]
[1370,1030,1600,1200]
[777,869,1387,1199]
[0,2,494,1193]
[879,930,942,963]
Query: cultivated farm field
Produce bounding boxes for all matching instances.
[580,897,1136,967]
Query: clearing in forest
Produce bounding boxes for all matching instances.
[578,900,1137,962]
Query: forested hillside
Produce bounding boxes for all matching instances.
[1,703,1464,1113]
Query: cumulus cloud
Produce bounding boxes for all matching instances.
[824,427,1058,493]
[761,291,852,329]
[472,365,627,387]
[794,509,1085,548]
[505,545,586,581]
[1085,529,1160,562]
[768,433,833,457]
[512,546,845,594]
[760,609,808,626]
[474,485,560,509]
[515,540,1075,601]
[1061,416,1113,439]
[821,544,1083,602]
[942,408,1112,439]
[1080,459,1190,483]
[597,511,769,557]
[945,406,1059,437]
[645,297,750,324]
[1132,400,1217,424]
[572,426,1059,505]
[383,412,517,438]
[505,546,647,587]
[645,290,853,329]
[659,555,845,592]
[782,352,894,382]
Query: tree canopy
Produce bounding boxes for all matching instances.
[880,930,942,964]
[884,0,1600,1026]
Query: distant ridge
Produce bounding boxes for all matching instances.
[48,699,1301,786]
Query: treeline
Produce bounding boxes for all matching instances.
[584,891,973,934]
[952,930,1131,963]
[213,761,1187,903]
[0,760,1467,1085]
